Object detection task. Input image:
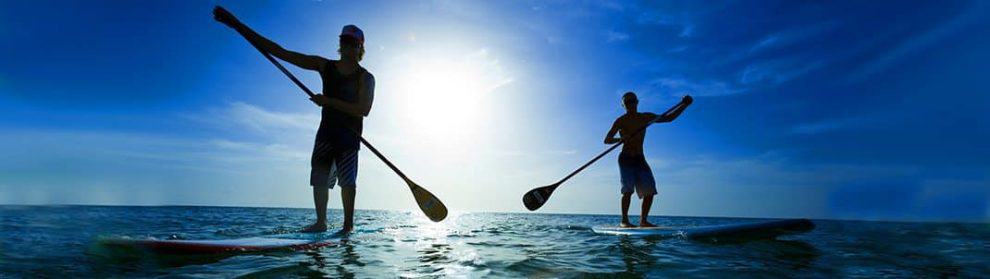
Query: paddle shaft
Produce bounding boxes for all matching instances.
[254,45,316,98]
[553,102,687,186]
[357,137,413,183]
[243,39,415,184]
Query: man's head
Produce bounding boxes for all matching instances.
[338,25,365,62]
[622,92,639,112]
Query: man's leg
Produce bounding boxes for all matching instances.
[304,141,332,232]
[336,148,359,234]
[619,158,637,228]
[313,186,330,224]
[638,164,658,227]
[620,193,634,227]
[302,186,329,232]
[640,194,656,227]
[340,186,355,233]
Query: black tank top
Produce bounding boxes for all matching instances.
[316,61,366,150]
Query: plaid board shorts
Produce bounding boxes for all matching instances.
[310,141,358,189]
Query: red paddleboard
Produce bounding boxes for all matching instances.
[101,237,336,255]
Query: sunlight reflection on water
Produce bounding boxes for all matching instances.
[1,206,987,277]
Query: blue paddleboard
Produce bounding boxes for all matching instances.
[592,218,814,239]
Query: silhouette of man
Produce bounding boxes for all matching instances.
[604,93,692,227]
[215,7,374,234]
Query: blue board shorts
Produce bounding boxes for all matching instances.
[618,153,657,198]
[310,141,358,189]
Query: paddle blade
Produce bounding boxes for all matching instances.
[409,182,448,222]
[522,185,557,211]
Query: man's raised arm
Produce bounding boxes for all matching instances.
[214,6,325,71]
[655,95,693,123]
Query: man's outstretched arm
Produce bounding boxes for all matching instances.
[214,6,326,71]
[655,95,693,123]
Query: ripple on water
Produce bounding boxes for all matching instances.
[2,206,989,277]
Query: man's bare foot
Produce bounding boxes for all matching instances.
[301,222,327,233]
[639,221,657,228]
[335,226,353,236]
[619,221,637,228]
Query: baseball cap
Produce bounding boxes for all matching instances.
[340,25,364,45]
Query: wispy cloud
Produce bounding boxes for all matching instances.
[635,10,694,37]
[197,102,322,161]
[642,77,742,98]
[750,35,779,51]
[465,48,515,94]
[791,118,854,135]
[667,45,688,53]
[791,115,884,135]
[0,128,316,206]
[209,139,310,162]
[222,102,319,135]
[740,59,824,85]
[844,2,986,83]
[604,30,629,42]
[593,0,626,12]
[0,130,244,177]
[719,21,843,86]
[0,101,328,205]
[748,20,841,53]
[183,102,319,140]
[678,24,694,37]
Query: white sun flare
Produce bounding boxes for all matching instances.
[391,48,513,148]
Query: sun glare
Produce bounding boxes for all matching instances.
[391,48,513,151]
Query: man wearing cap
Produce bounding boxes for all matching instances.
[214,7,374,234]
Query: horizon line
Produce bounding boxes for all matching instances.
[2,203,986,225]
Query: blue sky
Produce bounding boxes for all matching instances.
[1,0,988,222]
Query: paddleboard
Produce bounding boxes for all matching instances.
[592,218,814,239]
[100,236,336,255]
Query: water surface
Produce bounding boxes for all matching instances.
[0,205,986,277]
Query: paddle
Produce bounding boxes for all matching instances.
[234,32,448,222]
[522,98,691,211]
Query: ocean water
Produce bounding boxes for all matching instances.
[0,205,987,278]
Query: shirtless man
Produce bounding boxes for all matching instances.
[604,92,692,227]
